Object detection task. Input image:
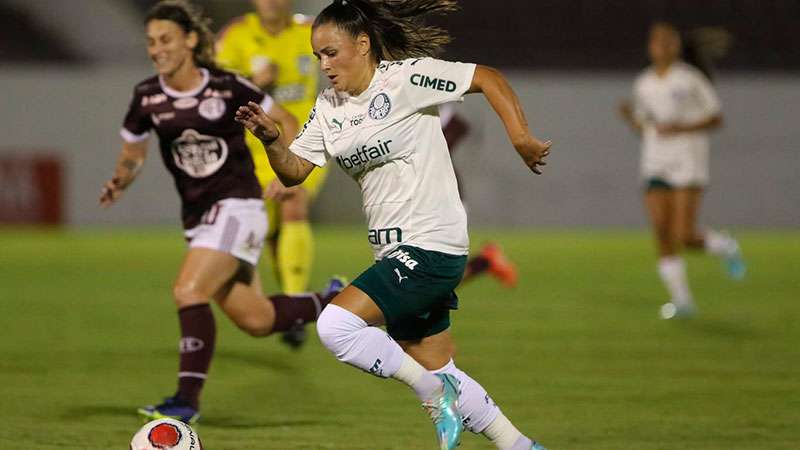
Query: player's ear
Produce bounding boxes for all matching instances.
[356,32,371,58]
[185,30,199,51]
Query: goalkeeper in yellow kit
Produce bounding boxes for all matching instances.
[217,0,326,296]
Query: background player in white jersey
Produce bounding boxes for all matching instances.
[99,0,343,424]
[236,1,551,449]
[619,22,745,319]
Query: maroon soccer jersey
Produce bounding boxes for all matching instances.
[121,68,272,229]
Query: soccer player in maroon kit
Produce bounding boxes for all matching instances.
[99,0,343,424]
[439,103,518,287]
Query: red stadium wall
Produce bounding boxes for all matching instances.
[0,153,63,225]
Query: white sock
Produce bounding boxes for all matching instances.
[482,412,531,450]
[704,229,736,258]
[432,359,499,433]
[316,304,441,400]
[657,256,693,307]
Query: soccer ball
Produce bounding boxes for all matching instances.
[130,418,203,450]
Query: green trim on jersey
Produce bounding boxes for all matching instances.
[352,245,467,341]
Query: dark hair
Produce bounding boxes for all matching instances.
[313,0,458,61]
[682,27,732,83]
[651,21,730,83]
[145,0,216,68]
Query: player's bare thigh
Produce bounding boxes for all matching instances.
[644,189,676,256]
[279,185,310,222]
[331,286,455,370]
[214,268,277,337]
[330,285,386,326]
[672,187,704,249]
[173,247,240,308]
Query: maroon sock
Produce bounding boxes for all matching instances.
[464,255,491,281]
[176,304,216,409]
[269,291,336,331]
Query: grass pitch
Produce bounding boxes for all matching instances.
[0,227,797,449]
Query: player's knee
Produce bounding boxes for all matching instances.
[172,282,209,308]
[316,304,364,360]
[280,189,309,221]
[234,317,271,337]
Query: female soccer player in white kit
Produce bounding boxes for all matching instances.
[237,1,552,448]
[619,22,745,319]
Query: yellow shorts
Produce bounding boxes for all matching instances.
[246,132,328,238]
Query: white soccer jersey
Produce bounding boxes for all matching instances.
[290,57,476,258]
[633,62,721,186]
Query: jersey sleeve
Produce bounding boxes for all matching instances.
[403,58,477,110]
[692,71,721,118]
[120,88,152,143]
[232,74,275,113]
[289,102,327,167]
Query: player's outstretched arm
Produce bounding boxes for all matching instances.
[236,101,314,187]
[100,140,148,208]
[468,65,552,174]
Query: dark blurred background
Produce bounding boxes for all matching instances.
[0,0,797,228]
[3,0,798,70]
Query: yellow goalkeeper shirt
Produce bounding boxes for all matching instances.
[216,13,318,123]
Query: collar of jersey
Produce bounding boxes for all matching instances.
[347,65,381,101]
[159,68,210,98]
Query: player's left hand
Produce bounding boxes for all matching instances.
[236,102,281,144]
[514,136,552,175]
[264,179,300,202]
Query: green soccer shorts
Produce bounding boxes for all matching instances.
[352,245,467,341]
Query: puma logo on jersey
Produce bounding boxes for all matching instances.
[387,249,419,270]
[410,74,457,92]
[394,268,409,284]
[331,117,344,130]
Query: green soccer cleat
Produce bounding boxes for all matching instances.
[422,373,463,450]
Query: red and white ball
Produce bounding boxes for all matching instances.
[130,418,203,450]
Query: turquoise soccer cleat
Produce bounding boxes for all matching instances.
[719,230,746,280]
[531,441,549,450]
[422,373,463,450]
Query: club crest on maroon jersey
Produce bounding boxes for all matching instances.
[171,129,229,178]
[199,97,226,121]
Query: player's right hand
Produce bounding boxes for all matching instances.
[236,102,281,145]
[99,177,123,208]
[514,136,552,175]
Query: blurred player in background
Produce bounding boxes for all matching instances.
[619,22,745,320]
[440,102,518,288]
[237,1,551,448]
[216,0,326,297]
[100,0,343,424]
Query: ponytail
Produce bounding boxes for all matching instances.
[682,27,732,83]
[145,0,217,69]
[313,0,458,61]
